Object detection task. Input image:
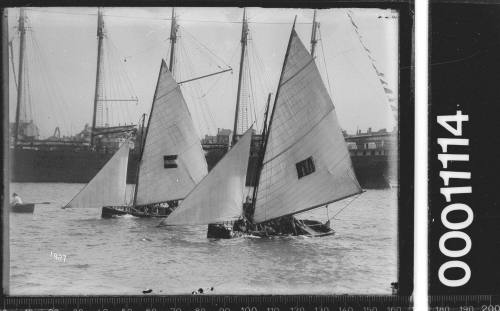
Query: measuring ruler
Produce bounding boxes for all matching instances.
[1,295,411,311]
[430,295,500,310]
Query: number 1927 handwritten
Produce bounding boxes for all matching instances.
[50,251,67,263]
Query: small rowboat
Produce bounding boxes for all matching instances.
[10,203,35,213]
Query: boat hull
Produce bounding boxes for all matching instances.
[101,206,128,218]
[10,203,35,213]
[207,217,335,239]
[128,206,173,218]
[9,147,393,189]
[10,148,139,184]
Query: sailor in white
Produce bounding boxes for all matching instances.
[11,193,23,205]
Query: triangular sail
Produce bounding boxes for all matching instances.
[63,142,129,209]
[160,129,253,226]
[253,29,362,223]
[135,60,208,206]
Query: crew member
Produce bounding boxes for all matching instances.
[11,193,23,205]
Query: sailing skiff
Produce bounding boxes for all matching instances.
[243,20,363,237]
[127,59,208,217]
[62,140,130,217]
[63,59,208,218]
[160,18,363,239]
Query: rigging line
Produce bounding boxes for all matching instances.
[124,40,166,60]
[181,27,232,69]
[249,68,260,131]
[180,18,312,25]
[24,8,96,16]
[200,63,231,98]
[108,37,139,99]
[108,39,138,124]
[24,8,172,22]
[328,193,362,221]
[180,42,208,134]
[29,34,54,129]
[183,40,217,134]
[28,36,51,128]
[200,81,217,134]
[23,51,32,123]
[240,56,249,132]
[249,40,272,127]
[104,42,115,125]
[318,27,334,99]
[109,43,134,124]
[9,41,18,90]
[103,14,170,21]
[31,32,71,132]
[249,42,273,124]
[22,9,310,25]
[177,68,232,85]
[251,39,272,93]
[248,21,312,25]
[249,40,266,123]
[246,53,259,131]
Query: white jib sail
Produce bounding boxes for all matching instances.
[63,141,129,209]
[160,128,253,226]
[253,30,362,223]
[135,60,208,206]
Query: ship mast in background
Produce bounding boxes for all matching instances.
[13,8,27,147]
[89,8,140,148]
[310,9,319,57]
[168,8,178,75]
[90,8,105,147]
[232,8,248,147]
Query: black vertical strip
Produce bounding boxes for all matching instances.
[429,2,500,294]
[396,2,414,296]
[2,7,10,296]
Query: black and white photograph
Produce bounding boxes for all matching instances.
[4,5,410,297]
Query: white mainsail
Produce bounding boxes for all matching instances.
[63,142,129,209]
[160,128,253,226]
[134,60,208,206]
[253,29,362,223]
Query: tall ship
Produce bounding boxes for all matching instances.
[9,8,142,184]
[8,8,397,189]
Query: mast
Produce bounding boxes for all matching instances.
[232,8,248,146]
[261,93,272,141]
[9,41,17,89]
[249,92,272,216]
[132,61,163,207]
[168,8,178,74]
[250,17,297,217]
[139,113,146,149]
[14,8,26,147]
[90,7,105,147]
[310,10,319,57]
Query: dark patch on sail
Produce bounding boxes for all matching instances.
[295,156,315,179]
[163,155,178,168]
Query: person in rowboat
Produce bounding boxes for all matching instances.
[11,193,23,206]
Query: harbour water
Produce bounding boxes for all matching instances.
[8,183,397,295]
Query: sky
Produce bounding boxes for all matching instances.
[7,7,398,138]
